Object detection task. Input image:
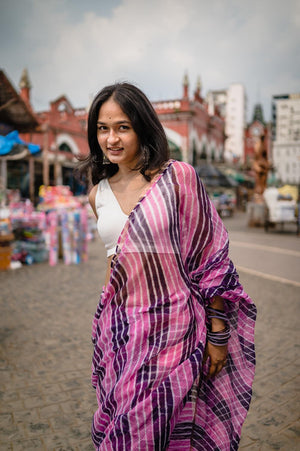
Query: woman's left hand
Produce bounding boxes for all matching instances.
[203,341,228,379]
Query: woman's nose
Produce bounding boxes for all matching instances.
[107,129,119,145]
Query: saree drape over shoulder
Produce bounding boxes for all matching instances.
[91,161,256,450]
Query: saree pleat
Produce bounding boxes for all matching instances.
[91,160,256,450]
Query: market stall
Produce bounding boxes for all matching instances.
[38,185,89,266]
[0,185,94,270]
[0,207,14,270]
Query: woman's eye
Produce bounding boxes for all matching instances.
[119,125,129,130]
[97,125,107,131]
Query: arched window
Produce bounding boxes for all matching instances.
[59,143,73,154]
[192,139,197,166]
[58,102,68,113]
[200,144,207,160]
[167,139,182,161]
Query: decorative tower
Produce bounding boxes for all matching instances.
[194,76,202,101]
[183,72,189,99]
[19,68,32,105]
[252,103,265,124]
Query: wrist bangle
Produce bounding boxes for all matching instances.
[207,323,231,346]
[206,306,227,322]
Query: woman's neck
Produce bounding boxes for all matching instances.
[110,164,146,186]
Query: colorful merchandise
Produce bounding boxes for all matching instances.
[5,191,90,267]
[72,210,81,264]
[0,208,13,270]
[80,207,88,262]
[48,210,58,266]
[38,185,81,211]
[58,208,89,266]
[61,210,72,265]
[10,208,48,265]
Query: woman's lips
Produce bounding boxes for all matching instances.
[108,147,123,154]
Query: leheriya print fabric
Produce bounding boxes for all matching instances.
[91,160,256,450]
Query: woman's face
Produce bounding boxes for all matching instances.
[97,97,140,169]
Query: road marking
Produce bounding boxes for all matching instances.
[230,240,300,258]
[236,265,300,288]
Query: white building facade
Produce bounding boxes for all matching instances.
[206,83,247,162]
[272,94,300,185]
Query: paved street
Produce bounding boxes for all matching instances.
[0,211,299,450]
[225,213,300,450]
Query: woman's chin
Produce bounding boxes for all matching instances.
[106,155,120,164]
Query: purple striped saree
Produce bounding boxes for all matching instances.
[91,160,256,450]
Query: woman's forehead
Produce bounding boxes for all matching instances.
[98,98,130,122]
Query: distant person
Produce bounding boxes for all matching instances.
[77,82,256,450]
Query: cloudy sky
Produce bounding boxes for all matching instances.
[1,0,299,121]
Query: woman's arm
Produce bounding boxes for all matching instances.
[88,184,98,219]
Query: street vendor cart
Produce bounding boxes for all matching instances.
[263,187,298,233]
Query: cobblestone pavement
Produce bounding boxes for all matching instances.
[226,214,300,450]
[0,212,299,450]
[0,237,106,450]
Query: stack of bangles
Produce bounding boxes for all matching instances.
[206,306,231,346]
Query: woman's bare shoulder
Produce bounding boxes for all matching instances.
[89,184,98,202]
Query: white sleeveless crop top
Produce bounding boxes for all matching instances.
[95,178,128,257]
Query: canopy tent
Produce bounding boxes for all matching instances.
[195,163,238,188]
[0,70,41,204]
[223,168,254,187]
[0,130,40,157]
[0,69,39,133]
[0,131,41,205]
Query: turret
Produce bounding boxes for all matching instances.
[19,68,32,105]
[194,76,202,102]
[252,103,265,124]
[183,72,189,99]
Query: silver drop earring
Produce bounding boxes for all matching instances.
[103,153,110,165]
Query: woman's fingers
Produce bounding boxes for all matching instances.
[206,357,227,379]
[204,341,228,379]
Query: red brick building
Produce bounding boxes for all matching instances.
[18,69,88,193]
[20,70,225,181]
[2,69,226,201]
[153,74,225,165]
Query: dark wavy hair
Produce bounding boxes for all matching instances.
[76,82,170,185]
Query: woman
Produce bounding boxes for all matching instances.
[78,82,256,450]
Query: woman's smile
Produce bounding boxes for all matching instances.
[107,146,123,154]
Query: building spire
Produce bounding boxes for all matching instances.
[252,104,265,124]
[194,75,202,101]
[19,68,31,90]
[183,72,189,99]
[19,68,32,105]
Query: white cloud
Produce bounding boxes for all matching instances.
[0,0,299,120]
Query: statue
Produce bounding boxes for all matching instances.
[252,134,270,199]
[248,134,273,227]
